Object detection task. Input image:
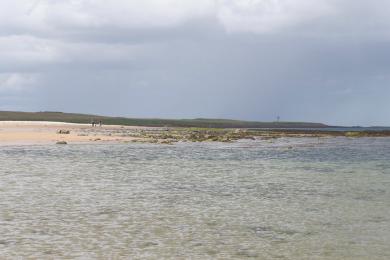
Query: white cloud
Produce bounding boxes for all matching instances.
[0,73,39,92]
[0,0,389,71]
[1,0,390,36]
[0,0,215,34]
[0,35,60,65]
[217,0,335,33]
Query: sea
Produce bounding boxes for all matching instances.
[0,137,389,259]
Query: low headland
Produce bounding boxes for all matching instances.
[0,111,327,128]
[0,111,389,145]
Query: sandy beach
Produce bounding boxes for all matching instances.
[2,121,390,146]
[0,121,145,145]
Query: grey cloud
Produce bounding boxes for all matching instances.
[0,0,389,126]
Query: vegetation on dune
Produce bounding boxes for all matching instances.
[0,111,328,129]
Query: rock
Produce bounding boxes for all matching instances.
[220,137,231,142]
[159,140,173,145]
[345,131,366,137]
[149,139,158,143]
[234,129,246,134]
[210,136,219,141]
[56,129,70,134]
[56,141,67,145]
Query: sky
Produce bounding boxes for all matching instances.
[0,0,389,126]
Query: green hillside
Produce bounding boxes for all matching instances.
[0,111,328,129]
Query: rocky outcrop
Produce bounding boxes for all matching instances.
[57,130,70,134]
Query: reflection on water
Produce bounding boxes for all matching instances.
[0,137,390,259]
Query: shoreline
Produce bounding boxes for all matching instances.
[0,121,148,146]
[1,121,390,146]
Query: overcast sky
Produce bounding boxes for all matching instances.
[0,0,389,126]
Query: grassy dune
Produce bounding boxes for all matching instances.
[0,111,328,129]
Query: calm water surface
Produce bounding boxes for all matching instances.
[0,137,389,259]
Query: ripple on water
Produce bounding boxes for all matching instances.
[0,138,389,259]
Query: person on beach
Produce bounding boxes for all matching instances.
[99,120,102,127]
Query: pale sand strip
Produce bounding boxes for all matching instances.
[0,121,143,145]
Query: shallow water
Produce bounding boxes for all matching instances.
[0,137,389,259]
